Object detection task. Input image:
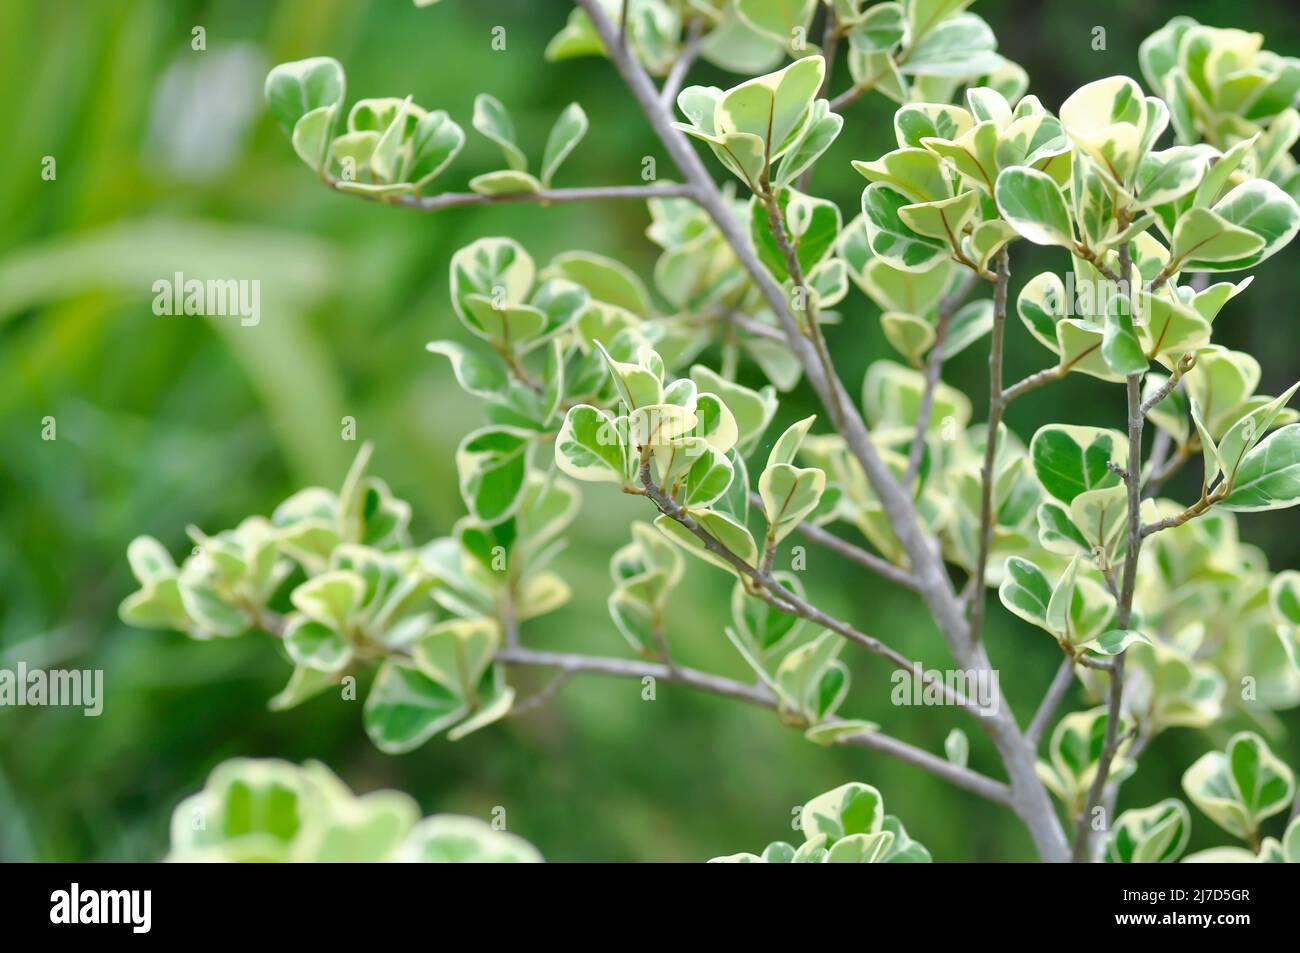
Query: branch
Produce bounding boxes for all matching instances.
[658,17,704,111]
[1026,657,1075,748]
[494,646,1011,805]
[323,176,699,212]
[747,491,920,593]
[640,461,988,714]
[555,0,1068,862]
[967,248,1011,647]
[905,271,979,488]
[1072,243,1143,863]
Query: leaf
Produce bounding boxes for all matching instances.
[1221,424,1300,511]
[944,728,969,768]
[749,188,842,281]
[1171,206,1266,266]
[544,250,651,315]
[1084,628,1152,656]
[715,55,824,163]
[1182,732,1295,840]
[1134,145,1211,209]
[689,365,778,452]
[411,617,499,699]
[995,166,1074,247]
[468,170,544,195]
[1030,425,1124,503]
[902,12,1000,79]
[291,107,339,172]
[283,616,353,673]
[759,463,826,544]
[540,102,588,187]
[1190,179,1300,272]
[291,570,364,629]
[363,660,466,754]
[455,427,533,524]
[735,0,817,44]
[449,237,535,328]
[773,99,844,189]
[426,341,508,397]
[800,781,883,842]
[406,110,466,188]
[731,574,804,652]
[1106,799,1191,864]
[554,404,627,484]
[861,183,948,272]
[853,148,953,204]
[1216,381,1300,486]
[998,557,1052,628]
[472,93,528,171]
[1138,292,1211,358]
[265,57,345,134]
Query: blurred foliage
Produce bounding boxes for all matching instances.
[0,0,1297,862]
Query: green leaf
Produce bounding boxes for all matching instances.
[455,427,533,524]
[944,728,969,768]
[995,166,1074,247]
[800,781,883,842]
[998,557,1052,628]
[715,55,824,164]
[861,183,948,272]
[760,463,826,544]
[291,570,363,629]
[472,93,528,171]
[265,57,345,134]
[411,617,499,699]
[554,404,627,484]
[426,341,508,397]
[1084,628,1152,656]
[735,0,817,45]
[773,99,843,189]
[1182,731,1296,840]
[902,12,1000,79]
[1190,179,1300,272]
[449,237,535,328]
[283,616,353,673]
[364,660,466,754]
[1106,799,1191,863]
[1030,424,1125,503]
[468,170,544,195]
[689,365,778,452]
[540,102,588,188]
[543,250,651,315]
[1221,424,1300,511]
[406,110,466,188]
[1171,207,1265,266]
[398,815,542,863]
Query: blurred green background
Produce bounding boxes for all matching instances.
[1,0,1297,862]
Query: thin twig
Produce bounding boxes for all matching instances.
[324,177,699,212]
[658,17,704,111]
[1026,658,1076,748]
[640,462,987,713]
[1072,242,1143,863]
[967,248,1010,647]
[906,272,979,489]
[495,646,1012,804]
[748,491,920,592]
